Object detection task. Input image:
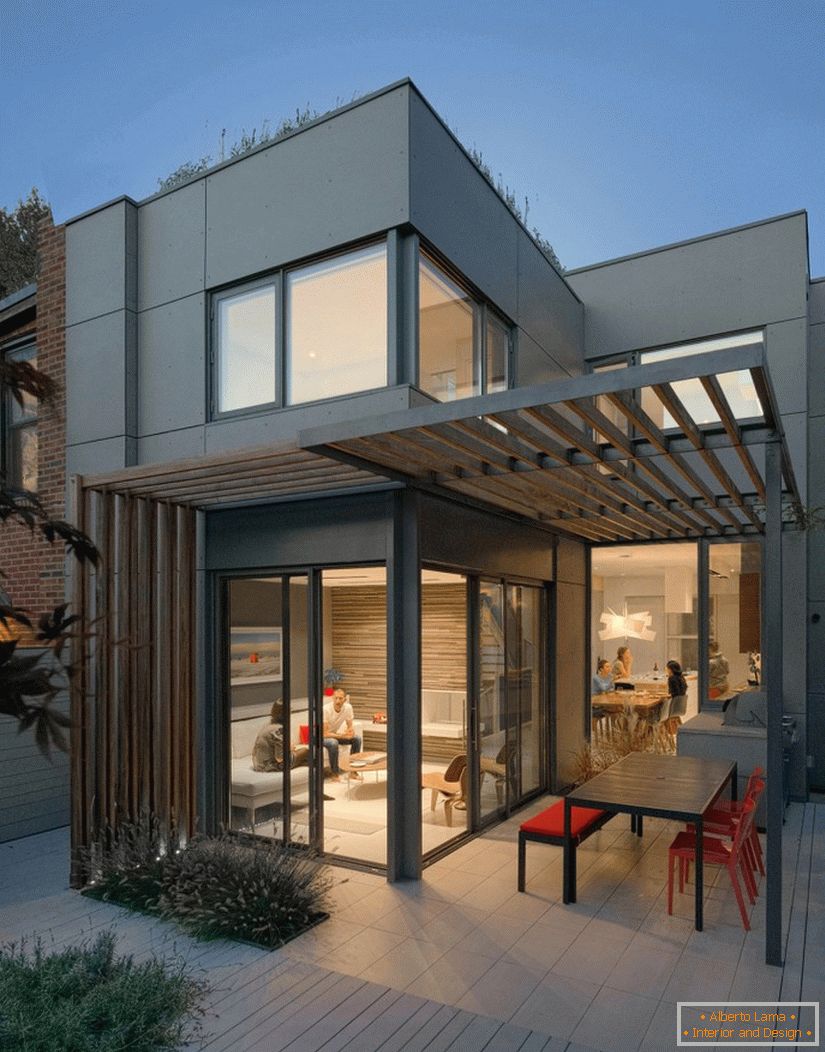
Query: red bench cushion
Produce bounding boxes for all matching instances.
[520,801,606,839]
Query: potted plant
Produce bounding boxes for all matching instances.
[323,667,344,697]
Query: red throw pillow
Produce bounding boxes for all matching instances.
[299,724,309,745]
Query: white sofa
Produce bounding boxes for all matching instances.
[230,710,362,830]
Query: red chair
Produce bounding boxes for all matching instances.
[692,775,766,880]
[668,798,757,930]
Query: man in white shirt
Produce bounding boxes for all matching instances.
[323,688,362,780]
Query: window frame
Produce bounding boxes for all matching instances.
[417,246,514,402]
[2,338,38,492]
[210,274,280,419]
[208,237,390,421]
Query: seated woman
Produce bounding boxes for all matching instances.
[612,645,633,683]
[665,659,689,719]
[592,659,614,694]
[252,701,306,772]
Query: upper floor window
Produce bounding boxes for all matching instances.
[287,244,387,405]
[2,343,38,491]
[213,241,387,416]
[639,331,764,428]
[418,253,511,402]
[216,282,277,413]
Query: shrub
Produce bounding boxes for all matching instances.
[84,818,331,950]
[571,720,671,785]
[82,812,177,912]
[158,835,332,947]
[0,930,205,1051]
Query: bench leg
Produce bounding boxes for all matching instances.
[518,835,526,892]
[630,813,637,834]
[636,814,644,838]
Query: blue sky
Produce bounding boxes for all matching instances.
[2,0,823,272]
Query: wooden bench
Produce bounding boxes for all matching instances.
[518,800,614,892]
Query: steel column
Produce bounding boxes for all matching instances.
[386,488,422,880]
[765,440,783,966]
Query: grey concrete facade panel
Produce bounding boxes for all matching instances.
[782,531,806,717]
[808,320,825,418]
[66,311,136,446]
[138,294,206,434]
[807,601,825,692]
[781,412,807,504]
[408,91,519,322]
[204,87,410,288]
[808,531,825,603]
[138,426,206,464]
[568,214,809,359]
[67,436,136,476]
[205,385,418,456]
[807,415,825,507]
[516,329,571,387]
[766,319,807,416]
[516,232,583,376]
[205,493,391,572]
[419,495,554,580]
[809,280,825,325]
[66,200,131,326]
[138,181,206,310]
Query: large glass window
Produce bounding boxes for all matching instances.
[708,542,762,697]
[590,544,699,745]
[212,241,388,415]
[419,253,510,402]
[640,331,764,428]
[287,244,387,405]
[216,283,277,413]
[419,256,476,401]
[3,343,38,491]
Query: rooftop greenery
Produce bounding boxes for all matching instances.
[157,93,564,273]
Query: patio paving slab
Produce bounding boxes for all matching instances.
[1,800,822,1051]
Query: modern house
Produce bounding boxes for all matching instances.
[16,79,822,965]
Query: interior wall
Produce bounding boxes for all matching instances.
[328,582,467,722]
[422,583,467,691]
[330,585,388,722]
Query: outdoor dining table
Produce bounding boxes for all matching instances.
[563,752,737,931]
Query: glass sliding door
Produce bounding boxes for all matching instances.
[507,584,543,799]
[227,575,308,840]
[421,570,469,855]
[320,567,388,866]
[479,581,507,820]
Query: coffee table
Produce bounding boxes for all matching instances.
[345,751,387,798]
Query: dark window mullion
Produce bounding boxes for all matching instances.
[275,271,285,407]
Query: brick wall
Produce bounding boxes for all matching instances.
[0,219,66,638]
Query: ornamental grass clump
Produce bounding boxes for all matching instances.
[158,835,332,948]
[0,930,205,1052]
[83,817,331,949]
[82,812,180,913]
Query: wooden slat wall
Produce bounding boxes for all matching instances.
[330,586,388,721]
[70,489,197,885]
[422,584,467,692]
[332,582,467,761]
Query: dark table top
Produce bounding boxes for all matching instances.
[566,752,736,820]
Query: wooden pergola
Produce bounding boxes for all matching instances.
[71,344,796,965]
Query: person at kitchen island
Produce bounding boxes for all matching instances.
[323,688,363,781]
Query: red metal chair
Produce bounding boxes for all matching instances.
[690,774,766,880]
[668,798,757,930]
